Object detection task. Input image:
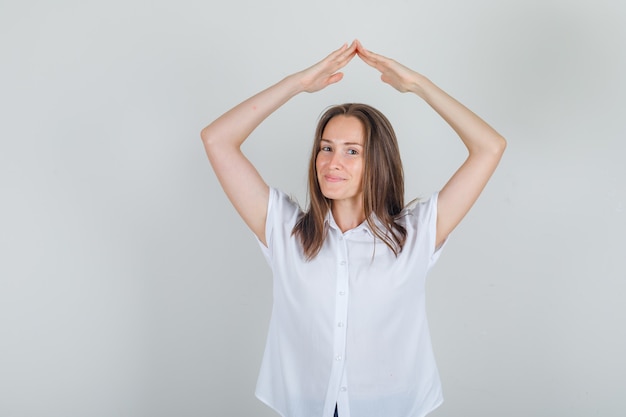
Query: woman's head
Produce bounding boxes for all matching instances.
[314,114,366,206]
[294,103,407,260]
[312,103,405,214]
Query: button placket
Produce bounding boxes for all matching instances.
[329,233,350,408]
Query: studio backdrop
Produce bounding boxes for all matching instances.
[1,0,625,416]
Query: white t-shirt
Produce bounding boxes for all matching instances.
[256,187,446,417]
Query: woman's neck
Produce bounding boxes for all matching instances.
[331,199,366,233]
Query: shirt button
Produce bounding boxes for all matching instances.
[340,386,347,392]
[335,355,342,361]
[339,261,346,266]
[339,291,345,296]
[337,322,344,327]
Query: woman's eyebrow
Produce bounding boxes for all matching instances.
[320,138,364,147]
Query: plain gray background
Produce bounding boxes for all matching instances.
[1,0,625,416]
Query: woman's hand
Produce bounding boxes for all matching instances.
[296,41,358,93]
[356,40,424,94]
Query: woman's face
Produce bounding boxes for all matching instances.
[316,115,365,205]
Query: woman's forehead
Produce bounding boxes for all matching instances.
[321,116,365,144]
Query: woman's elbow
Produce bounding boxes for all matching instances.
[201,125,226,152]
[200,126,214,146]
[495,134,507,154]
[485,134,506,157]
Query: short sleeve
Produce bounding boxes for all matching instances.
[410,192,449,269]
[256,187,301,264]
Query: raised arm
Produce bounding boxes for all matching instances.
[201,42,357,246]
[356,40,506,248]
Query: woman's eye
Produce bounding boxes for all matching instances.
[347,149,358,155]
[321,146,331,152]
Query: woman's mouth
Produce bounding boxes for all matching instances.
[324,175,344,183]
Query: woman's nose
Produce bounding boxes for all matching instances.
[329,152,342,169]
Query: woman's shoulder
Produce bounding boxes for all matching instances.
[405,192,438,211]
[268,187,304,220]
[400,192,440,224]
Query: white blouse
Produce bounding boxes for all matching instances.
[256,187,446,417]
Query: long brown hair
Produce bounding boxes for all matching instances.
[292,103,407,260]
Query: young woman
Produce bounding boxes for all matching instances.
[201,40,506,417]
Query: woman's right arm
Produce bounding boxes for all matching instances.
[201,42,357,246]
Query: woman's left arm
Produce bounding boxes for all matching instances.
[356,40,506,248]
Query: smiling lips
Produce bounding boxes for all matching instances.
[323,174,345,183]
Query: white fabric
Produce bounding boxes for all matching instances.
[256,187,446,417]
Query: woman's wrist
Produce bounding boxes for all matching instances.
[407,73,433,98]
[281,72,310,96]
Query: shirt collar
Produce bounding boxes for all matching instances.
[324,209,380,239]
